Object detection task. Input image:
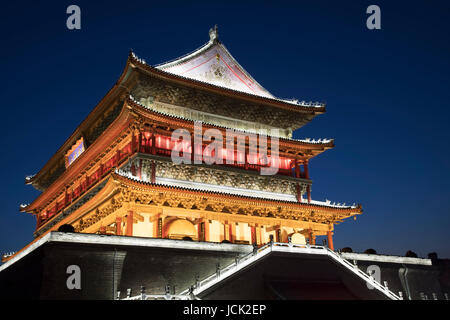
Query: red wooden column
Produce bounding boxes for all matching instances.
[295,159,301,178]
[251,225,257,245]
[290,160,296,177]
[258,225,263,244]
[116,217,122,236]
[275,229,281,242]
[114,149,120,167]
[138,131,143,153]
[303,160,311,203]
[244,142,249,170]
[131,129,137,153]
[80,176,86,193]
[229,223,236,243]
[196,219,209,242]
[327,230,334,251]
[309,230,316,245]
[303,160,310,179]
[204,220,210,242]
[126,211,134,236]
[63,189,68,207]
[191,135,195,164]
[98,163,104,179]
[197,220,204,242]
[244,153,248,169]
[251,224,262,245]
[151,132,156,155]
[223,222,229,242]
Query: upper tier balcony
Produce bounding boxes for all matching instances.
[138,133,304,177]
[35,132,309,231]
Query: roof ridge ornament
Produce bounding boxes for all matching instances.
[209,25,219,43]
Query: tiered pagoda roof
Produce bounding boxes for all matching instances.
[25,28,330,193]
[21,95,335,215]
[6,27,364,266]
[156,26,274,99]
[131,26,326,111]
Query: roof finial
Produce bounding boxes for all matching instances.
[209,24,219,43]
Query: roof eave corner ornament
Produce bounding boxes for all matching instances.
[19,203,30,212]
[25,174,35,185]
[129,49,147,65]
[209,25,219,43]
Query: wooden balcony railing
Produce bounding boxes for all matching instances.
[37,133,306,229]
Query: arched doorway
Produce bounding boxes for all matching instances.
[164,218,197,240]
[290,232,306,245]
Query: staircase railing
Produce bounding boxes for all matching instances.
[123,294,192,300]
[185,242,274,296]
[122,242,401,300]
[324,247,401,300]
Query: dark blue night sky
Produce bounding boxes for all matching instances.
[0,1,449,258]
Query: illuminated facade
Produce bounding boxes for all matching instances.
[12,27,362,261]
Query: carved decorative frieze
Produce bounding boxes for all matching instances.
[121,158,305,196]
[75,196,124,232]
[130,76,314,130]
